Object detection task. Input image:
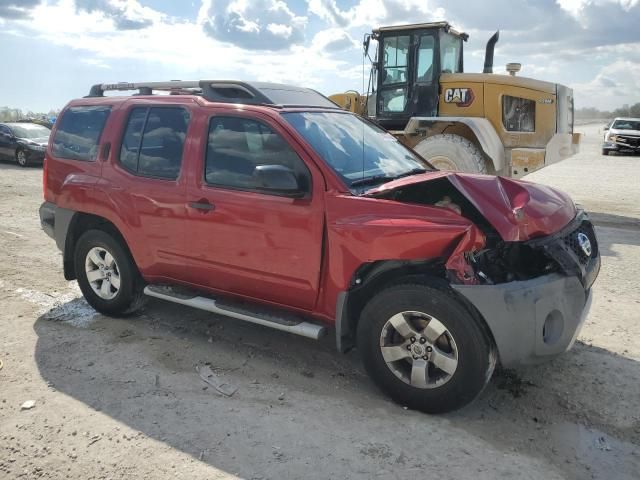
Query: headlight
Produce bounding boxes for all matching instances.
[608,135,617,142]
[30,145,46,151]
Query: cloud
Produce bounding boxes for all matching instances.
[307,0,446,28]
[0,0,40,19]
[573,60,640,109]
[312,28,358,53]
[75,0,157,30]
[198,0,307,50]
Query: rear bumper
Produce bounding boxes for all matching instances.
[39,202,74,252]
[545,132,581,165]
[453,274,592,367]
[39,201,56,241]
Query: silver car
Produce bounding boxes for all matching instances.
[602,118,640,155]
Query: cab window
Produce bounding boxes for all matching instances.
[382,35,409,85]
[417,35,435,82]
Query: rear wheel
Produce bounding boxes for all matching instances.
[16,149,28,167]
[74,229,146,316]
[414,134,487,174]
[357,283,496,413]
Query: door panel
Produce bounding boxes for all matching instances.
[183,111,325,311]
[99,104,191,279]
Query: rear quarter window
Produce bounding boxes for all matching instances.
[52,106,111,161]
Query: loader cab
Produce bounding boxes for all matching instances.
[370,22,467,130]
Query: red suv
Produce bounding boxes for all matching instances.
[40,81,600,413]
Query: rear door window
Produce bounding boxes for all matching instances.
[118,107,190,180]
[52,106,111,161]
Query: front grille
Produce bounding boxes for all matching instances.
[562,222,598,265]
[526,211,600,289]
[617,135,640,148]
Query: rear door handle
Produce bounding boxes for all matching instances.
[188,200,215,212]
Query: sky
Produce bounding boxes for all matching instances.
[0,0,638,112]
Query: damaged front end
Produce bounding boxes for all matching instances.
[366,172,600,367]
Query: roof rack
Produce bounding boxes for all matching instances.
[86,80,341,109]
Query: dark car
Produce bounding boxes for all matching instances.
[0,122,51,167]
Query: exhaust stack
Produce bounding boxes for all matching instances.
[483,30,500,74]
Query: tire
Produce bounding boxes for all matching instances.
[16,149,28,167]
[74,229,146,316]
[414,134,487,174]
[357,282,496,413]
[602,149,609,156]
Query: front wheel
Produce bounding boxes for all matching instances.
[357,283,496,413]
[414,134,487,174]
[602,149,609,156]
[74,229,146,316]
[16,149,28,167]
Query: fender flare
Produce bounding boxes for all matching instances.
[405,117,506,173]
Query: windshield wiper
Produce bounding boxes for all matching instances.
[350,168,427,188]
[391,168,427,179]
[350,174,395,187]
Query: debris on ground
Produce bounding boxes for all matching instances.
[20,400,36,410]
[196,365,238,397]
[595,436,612,452]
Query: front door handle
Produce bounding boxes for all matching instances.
[188,200,215,212]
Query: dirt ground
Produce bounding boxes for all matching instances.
[0,123,639,480]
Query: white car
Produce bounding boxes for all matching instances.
[603,118,640,155]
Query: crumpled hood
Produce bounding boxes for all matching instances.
[365,171,576,241]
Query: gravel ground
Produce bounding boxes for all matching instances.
[0,123,638,479]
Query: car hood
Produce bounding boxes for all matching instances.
[610,128,640,136]
[365,171,576,242]
[18,136,49,146]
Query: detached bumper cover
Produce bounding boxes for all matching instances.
[453,274,591,367]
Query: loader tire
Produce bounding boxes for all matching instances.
[414,134,487,174]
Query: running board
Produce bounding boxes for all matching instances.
[143,285,327,340]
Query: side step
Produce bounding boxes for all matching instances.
[144,285,327,340]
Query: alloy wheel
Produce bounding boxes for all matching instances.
[379,311,459,389]
[85,246,121,300]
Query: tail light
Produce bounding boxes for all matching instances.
[42,153,48,199]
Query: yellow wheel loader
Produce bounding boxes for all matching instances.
[330,22,581,177]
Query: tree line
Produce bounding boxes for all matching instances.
[575,102,640,120]
[0,106,60,122]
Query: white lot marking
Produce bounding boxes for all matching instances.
[3,231,24,238]
[15,282,98,328]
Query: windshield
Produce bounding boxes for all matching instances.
[283,111,431,191]
[612,120,640,131]
[11,124,51,139]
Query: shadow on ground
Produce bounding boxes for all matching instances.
[33,298,640,479]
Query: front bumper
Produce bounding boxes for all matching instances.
[603,141,640,152]
[453,274,591,367]
[24,148,46,162]
[453,209,599,367]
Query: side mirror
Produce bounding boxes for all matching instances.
[603,125,609,131]
[363,35,371,57]
[253,165,305,198]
